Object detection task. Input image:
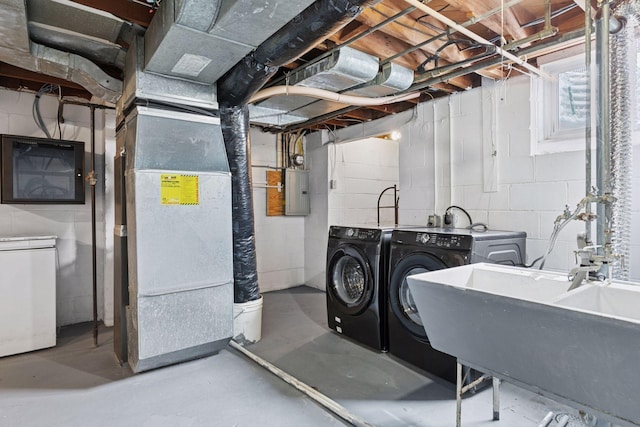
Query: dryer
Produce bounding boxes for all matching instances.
[387,227,526,382]
[326,225,393,351]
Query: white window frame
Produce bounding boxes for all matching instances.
[531,48,596,155]
[532,41,640,156]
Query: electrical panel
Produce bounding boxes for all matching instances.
[285,169,310,216]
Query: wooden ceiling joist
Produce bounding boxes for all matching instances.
[70,0,154,27]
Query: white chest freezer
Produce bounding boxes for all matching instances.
[0,236,57,357]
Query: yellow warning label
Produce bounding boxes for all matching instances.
[160,174,199,205]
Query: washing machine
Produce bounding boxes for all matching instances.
[326,225,394,351]
[387,227,526,382]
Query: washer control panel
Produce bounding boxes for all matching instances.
[413,232,473,249]
[329,226,381,241]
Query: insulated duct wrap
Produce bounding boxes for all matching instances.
[610,1,639,280]
[218,0,381,106]
[221,105,259,303]
[218,0,380,305]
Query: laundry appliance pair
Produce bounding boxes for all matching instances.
[326,225,526,382]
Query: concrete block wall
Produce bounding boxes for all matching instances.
[0,88,111,326]
[398,103,436,225]
[304,132,329,290]
[431,75,639,279]
[328,137,399,226]
[250,128,305,293]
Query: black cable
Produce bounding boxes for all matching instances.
[445,205,473,225]
[57,100,63,140]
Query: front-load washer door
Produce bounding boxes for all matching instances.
[327,245,374,315]
[389,253,447,340]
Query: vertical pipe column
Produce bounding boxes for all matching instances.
[584,0,593,245]
[90,105,98,346]
[595,2,612,270]
[220,105,260,303]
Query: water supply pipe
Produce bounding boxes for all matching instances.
[584,0,593,247]
[90,105,98,346]
[400,0,549,79]
[595,1,613,276]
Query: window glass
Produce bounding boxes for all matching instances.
[558,67,588,131]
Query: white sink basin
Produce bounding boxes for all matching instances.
[407,263,640,426]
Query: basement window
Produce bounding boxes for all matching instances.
[531,52,593,154]
[532,43,640,155]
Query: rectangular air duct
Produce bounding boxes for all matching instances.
[117,36,218,124]
[120,106,233,373]
[143,0,317,84]
[249,51,414,126]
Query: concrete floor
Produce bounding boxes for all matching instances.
[0,286,580,427]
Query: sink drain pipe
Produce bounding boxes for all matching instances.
[218,0,380,303]
[229,340,374,427]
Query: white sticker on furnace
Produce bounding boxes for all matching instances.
[171,53,212,77]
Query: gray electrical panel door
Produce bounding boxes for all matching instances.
[285,169,310,215]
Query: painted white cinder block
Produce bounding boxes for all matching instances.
[510,182,568,211]
[499,155,535,184]
[461,184,510,211]
[535,151,585,182]
[489,210,539,239]
[249,128,306,292]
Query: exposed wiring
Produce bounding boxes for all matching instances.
[32,83,60,139]
[521,3,579,29]
[445,205,473,225]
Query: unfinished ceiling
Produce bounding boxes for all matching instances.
[0,0,589,133]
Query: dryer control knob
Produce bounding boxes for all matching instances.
[419,234,430,244]
[346,228,355,237]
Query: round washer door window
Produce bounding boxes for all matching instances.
[389,253,447,339]
[399,266,428,327]
[327,246,373,315]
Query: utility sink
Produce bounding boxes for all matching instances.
[407,263,640,427]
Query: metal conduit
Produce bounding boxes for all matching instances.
[595,2,612,272]
[401,0,548,78]
[584,0,593,247]
[382,0,527,65]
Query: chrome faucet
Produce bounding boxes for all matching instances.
[567,245,605,291]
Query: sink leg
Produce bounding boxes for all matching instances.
[492,377,500,421]
[456,361,463,427]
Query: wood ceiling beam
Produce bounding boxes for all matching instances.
[360,3,466,62]
[0,76,91,100]
[359,1,503,80]
[69,0,154,27]
[339,21,369,41]
[342,108,381,121]
[441,0,532,42]
[364,101,415,114]
[0,62,88,91]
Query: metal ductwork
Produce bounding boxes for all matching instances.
[218,0,381,306]
[26,0,131,69]
[143,0,317,84]
[116,35,219,123]
[256,46,379,115]
[0,0,122,103]
[250,47,414,126]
